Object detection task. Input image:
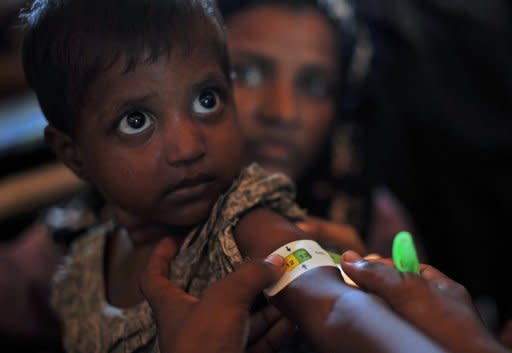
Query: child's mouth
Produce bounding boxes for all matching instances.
[164,174,216,201]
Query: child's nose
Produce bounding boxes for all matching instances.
[164,120,206,167]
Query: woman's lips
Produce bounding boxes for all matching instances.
[260,143,291,160]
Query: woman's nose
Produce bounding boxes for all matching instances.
[260,79,298,126]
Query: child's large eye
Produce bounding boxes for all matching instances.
[118,110,155,135]
[192,89,223,115]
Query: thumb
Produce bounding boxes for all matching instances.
[340,250,403,299]
[202,254,286,309]
[139,238,197,324]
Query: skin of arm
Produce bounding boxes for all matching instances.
[234,208,447,353]
[296,216,367,255]
[341,251,511,353]
[141,216,446,353]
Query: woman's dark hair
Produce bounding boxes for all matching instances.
[20,0,227,136]
[217,0,357,94]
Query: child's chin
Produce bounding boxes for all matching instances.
[163,199,215,227]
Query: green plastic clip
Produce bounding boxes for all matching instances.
[392,231,420,274]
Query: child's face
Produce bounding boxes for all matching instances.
[70,34,243,229]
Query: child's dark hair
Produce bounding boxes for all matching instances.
[21,0,228,136]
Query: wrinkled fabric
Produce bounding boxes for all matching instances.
[52,164,305,353]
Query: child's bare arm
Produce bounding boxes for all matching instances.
[234,208,341,328]
[235,208,447,353]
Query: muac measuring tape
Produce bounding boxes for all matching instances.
[265,232,418,296]
[264,239,338,296]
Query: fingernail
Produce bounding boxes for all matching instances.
[420,266,436,280]
[341,250,362,264]
[265,254,285,267]
[296,222,310,232]
[364,253,382,260]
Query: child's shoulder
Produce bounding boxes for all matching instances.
[236,162,295,194]
[168,164,308,296]
[220,163,305,221]
[51,220,114,310]
[214,164,311,261]
[64,220,115,263]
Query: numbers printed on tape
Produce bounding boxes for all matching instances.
[285,248,312,272]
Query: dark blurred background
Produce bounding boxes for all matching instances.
[1,0,511,339]
[0,0,84,243]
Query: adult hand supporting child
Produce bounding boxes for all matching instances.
[139,238,289,353]
[341,251,509,353]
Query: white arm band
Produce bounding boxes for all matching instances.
[264,239,338,296]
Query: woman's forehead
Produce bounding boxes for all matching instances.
[226,6,338,69]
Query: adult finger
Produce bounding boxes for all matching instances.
[203,254,286,310]
[369,257,395,267]
[143,237,177,280]
[247,304,295,353]
[247,316,296,353]
[340,250,408,298]
[343,251,474,309]
[420,265,472,303]
[139,238,196,324]
[343,254,434,280]
[420,264,449,281]
[248,305,283,343]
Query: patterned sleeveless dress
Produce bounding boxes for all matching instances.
[51,164,307,353]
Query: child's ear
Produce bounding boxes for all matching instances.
[44,125,90,181]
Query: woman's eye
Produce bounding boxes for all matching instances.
[297,74,332,99]
[192,89,223,115]
[118,110,155,135]
[231,65,264,88]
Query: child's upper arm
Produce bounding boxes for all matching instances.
[234,208,344,329]
[234,207,310,259]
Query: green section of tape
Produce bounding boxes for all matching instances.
[293,249,312,263]
[328,251,341,264]
[392,231,420,273]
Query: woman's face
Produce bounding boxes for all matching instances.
[227,5,338,180]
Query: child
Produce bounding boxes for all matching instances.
[21,0,341,352]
